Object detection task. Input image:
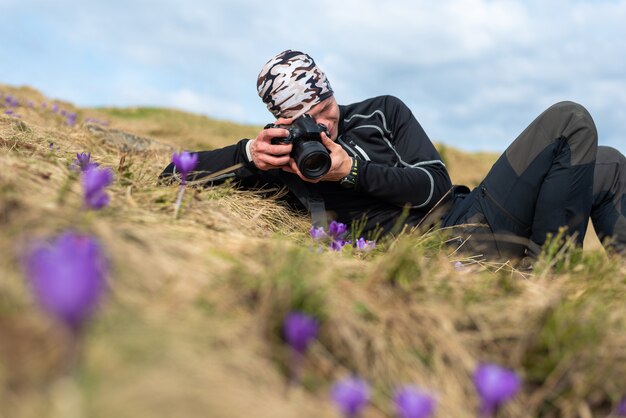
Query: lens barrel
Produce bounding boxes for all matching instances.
[292,140,331,179]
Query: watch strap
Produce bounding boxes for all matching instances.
[340,158,359,188]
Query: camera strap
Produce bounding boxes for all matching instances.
[278,171,328,228]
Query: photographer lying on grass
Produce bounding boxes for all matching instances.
[160,49,626,263]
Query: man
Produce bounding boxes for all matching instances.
[160,49,626,260]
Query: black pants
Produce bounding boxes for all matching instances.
[443,101,626,259]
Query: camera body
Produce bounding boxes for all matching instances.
[267,114,332,180]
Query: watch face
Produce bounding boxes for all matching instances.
[340,176,356,188]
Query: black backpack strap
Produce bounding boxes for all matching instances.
[278,171,328,228]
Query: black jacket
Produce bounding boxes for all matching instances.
[160,95,452,236]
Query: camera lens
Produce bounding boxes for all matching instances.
[292,141,331,180]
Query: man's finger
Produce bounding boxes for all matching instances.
[320,133,340,151]
[275,117,295,125]
[259,127,290,142]
[257,153,291,167]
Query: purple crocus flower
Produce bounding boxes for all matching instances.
[52,103,59,113]
[23,231,108,332]
[331,239,348,252]
[66,112,77,126]
[310,225,327,240]
[617,397,626,416]
[283,312,319,354]
[355,237,376,251]
[74,152,98,172]
[394,386,436,418]
[171,151,199,218]
[82,166,114,210]
[473,363,521,417]
[328,220,347,240]
[4,109,20,118]
[172,151,198,184]
[330,376,371,418]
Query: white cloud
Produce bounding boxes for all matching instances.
[2,0,626,151]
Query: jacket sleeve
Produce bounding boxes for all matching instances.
[158,138,277,188]
[355,96,452,209]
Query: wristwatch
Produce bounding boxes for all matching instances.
[339,158,359,189]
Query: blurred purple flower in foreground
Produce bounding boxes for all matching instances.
[74,152,97,172]
[283,312,319,384]
[82,166,114,210]
[473,363,521,417]
[172,151,198,184]
[394,386,436,418]
[617,397,626,416]
[283,312,319,354]
[330,376,371,418]
[23,231,108,332]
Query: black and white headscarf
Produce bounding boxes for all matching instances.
[257,50,333,119]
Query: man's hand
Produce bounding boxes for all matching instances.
[249,117,294,170]
[282,131,353,183]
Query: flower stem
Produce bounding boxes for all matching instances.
[174,183,186,219]
[289,349,304,386]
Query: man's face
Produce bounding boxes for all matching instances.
[307,96,340,141]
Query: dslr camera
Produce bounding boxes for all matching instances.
[266,114,332,180]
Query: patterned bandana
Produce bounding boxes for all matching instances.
[257,50,334,119]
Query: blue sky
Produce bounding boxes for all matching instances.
[1,0,625,151]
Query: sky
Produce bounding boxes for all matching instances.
[1,0,625,152]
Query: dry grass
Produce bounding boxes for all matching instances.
[1,84,625,418]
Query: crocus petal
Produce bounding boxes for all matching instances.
[23,231,108,331]
[82,166,114,210]
[394,386,436,418]
[172,151,199,178]
[310,226,327,240]
[331,239,347,252]
[328,220,347,239]
[330,377,370,418]
[283,312,319,354]
[616,397,626,416]
[356,237,376,251]
[473,363,521,414]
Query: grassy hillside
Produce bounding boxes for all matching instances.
[1,84,625,418]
